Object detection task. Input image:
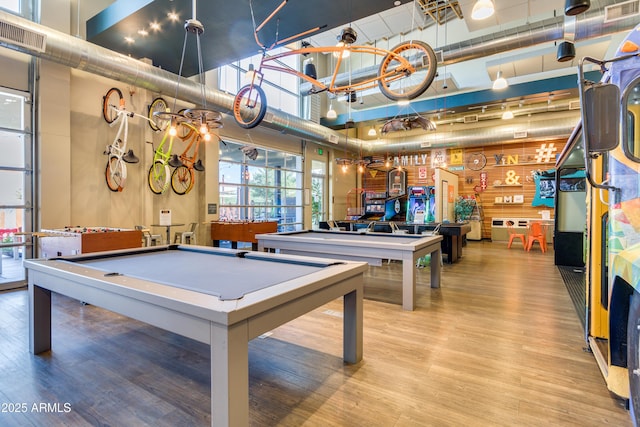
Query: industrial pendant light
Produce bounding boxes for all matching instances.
[564,0,590,16]
[492,71,508,90]
[556,41,576,62]
[471,0,495,20]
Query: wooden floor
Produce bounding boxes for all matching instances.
[0,241,631,426]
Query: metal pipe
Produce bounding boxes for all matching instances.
[0,10,348,148]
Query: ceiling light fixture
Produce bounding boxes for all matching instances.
[154,0,222,142]
[326,100,337,119]
[556,41,576,62]
[368,126,377,137]
[492,70,508,90]
[502,106,514,120]
[334,27,356,59]
[471,0,495,20]
[564,0,590,16]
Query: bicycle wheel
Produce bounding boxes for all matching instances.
[105,156,126,192]
[171,165,195,195]
[102,87,124,124]
[148,97,169,132]
[233,84,267,129]
[148,160,170,194]
[377,40,437,101]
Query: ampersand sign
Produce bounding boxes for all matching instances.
[505,170,520,185]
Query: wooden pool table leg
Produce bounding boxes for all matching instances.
[29,284,52,354]
[210,321,249,427]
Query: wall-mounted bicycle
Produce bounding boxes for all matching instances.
[149,106,223,195]
[232,0,437,129]
[102,88,154,192]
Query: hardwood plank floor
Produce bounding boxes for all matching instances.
[0,241,631,426]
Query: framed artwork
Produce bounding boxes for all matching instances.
[514,194,524,203]
[495,196,503,203]
[503,195,513,203]
[387,169,407,196]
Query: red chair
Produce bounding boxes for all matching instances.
[506,221,527,250]
[527,222,548,252]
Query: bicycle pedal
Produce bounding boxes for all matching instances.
[194,160,205,171]
[168,154,183,168]
[123,149,139,164]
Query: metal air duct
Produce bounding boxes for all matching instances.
[362,116,579,154]
[0,10,348,148]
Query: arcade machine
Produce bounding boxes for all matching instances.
[406,186,436,223]
[361,191,388,221]
[383,168,408,221]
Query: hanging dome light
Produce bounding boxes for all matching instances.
[492,71,508,90]
[564,0,590,16]
[556,41,576,62]
[471,0,495,20]
[326,101,337,119]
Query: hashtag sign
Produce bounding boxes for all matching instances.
[535,143,557,163]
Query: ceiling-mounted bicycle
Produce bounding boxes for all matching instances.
[232,0,438,129]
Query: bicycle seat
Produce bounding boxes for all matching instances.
[194,160,205,172]
[123,149,139,164]
[169,154,183,168]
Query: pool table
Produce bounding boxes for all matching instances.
[24,245,366,427]
[256,230,443,311]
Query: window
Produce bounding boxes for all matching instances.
[219,141,303,231]
[0,88,32,287]
[218,47,300,117]
[0,0,20,13]
[625,78,640,162]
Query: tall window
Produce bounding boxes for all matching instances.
[0,88,32,287]
[218,47,300,117]
[219,140,303,231]
[311,160,326,228]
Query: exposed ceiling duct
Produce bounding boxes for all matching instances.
[363,115,579,154]
[0,4,624,153]
[0,10,348,147]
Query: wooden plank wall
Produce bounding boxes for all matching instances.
[360,139,562,239]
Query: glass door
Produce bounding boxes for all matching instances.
[311,160,326,228]
[0,88,33,289]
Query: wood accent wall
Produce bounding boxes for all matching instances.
[361,139,562,239]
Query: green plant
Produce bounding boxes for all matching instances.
[454,196,475,222]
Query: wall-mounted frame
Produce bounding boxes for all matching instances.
[387,169,407,197]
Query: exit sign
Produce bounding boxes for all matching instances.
[317,148,323,155]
